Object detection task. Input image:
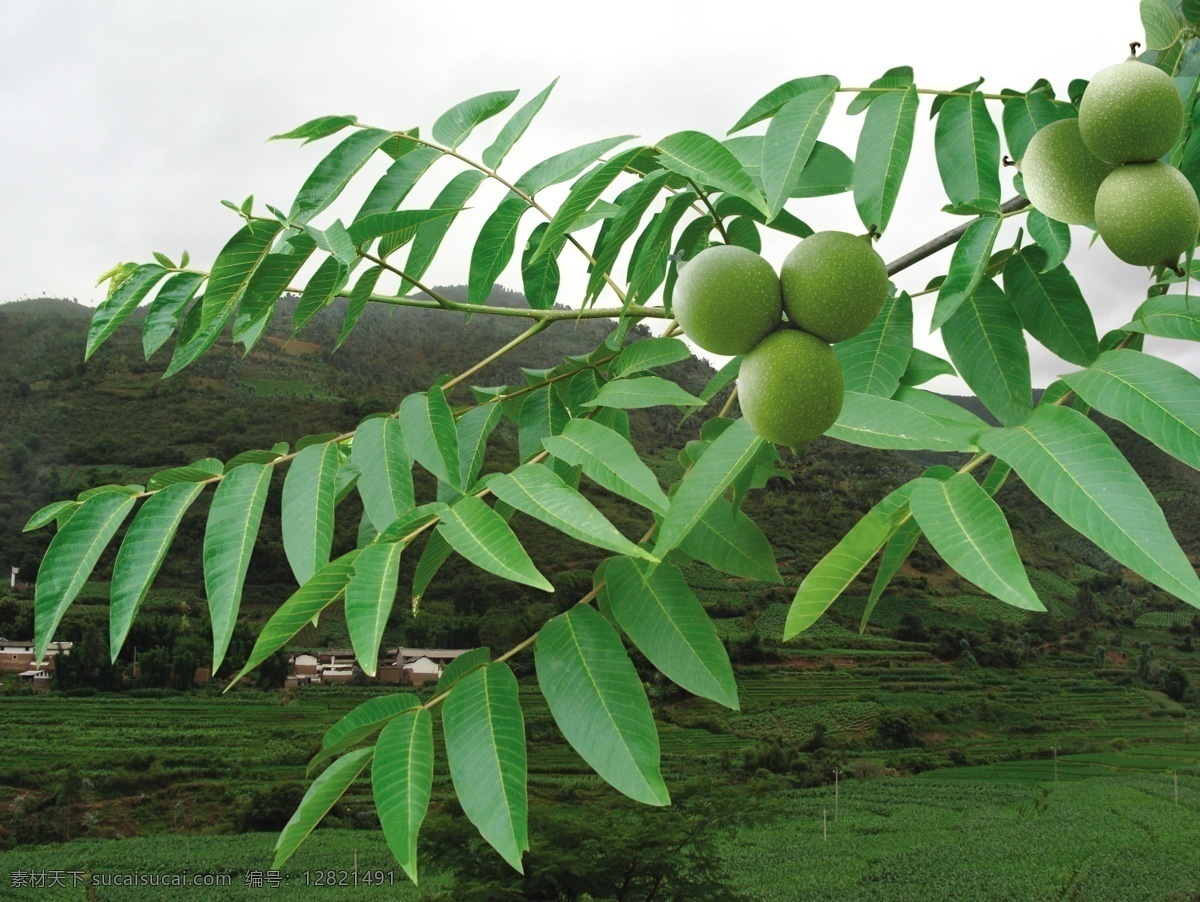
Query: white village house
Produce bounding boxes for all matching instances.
[286,646,469,687]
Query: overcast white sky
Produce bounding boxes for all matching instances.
[6,0,1189,390]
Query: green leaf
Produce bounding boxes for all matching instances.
[654,418,764,557]
[612,337,690,377]
[583,376,701,410]
[204,463,273,673]
[724,216,760,253]
[678,497,781,583]
[1003,248,1098,366]
[355,146,441,220]
[305,219,358,266]
[536,605,669,805]
[893,386,989,431]
[442,663,528,872]
[399,388,460,488]
[522,222,563,310]
[1142,0,1183,49]
[457,404,502,489]
[483,78,558,171]
[790,141,855,198]
[515,135,635,197]
[853,85,919,234]
[293,254,353,334]
[861,518,922,633]
[234,232,318,350]
[729,75,840,133]
[323,693,419,751]
[165,296,226,378]
[930,216,1003,330]
[1124,294,1200,341]
[352,416,415,532]
[1062,348,1200,471]
[627,191,699,304]
[847,67,914,115]
[942,277,1033,426]
[467,194,529,305]
[899,348,957,387]
[488,463,655,561]
[399,172,487,291]
[1001,90,1076,160]
[142,271,204,359]
[910,474,1044,611]
[109,483,205,658]
[678,356,741,424]
[233,551,361,686]
[784,484,911,639]
[828,392,983,452]
[270,114,358,143]
[281,442,339,587]
[224,445,288,472]
[33,493,136,661]
[290,128,392,226]
[436,647,492,694]
[761,83,838,220]
[1026,209,1071,271]
[1184,0,1200,24]
[77,484,141,501]
[655,131,768,216]
[542,418,669,515]
[432,90,518,149]
[859,466,954,634]
[345,541,404,676]
[517,384,569,463]
[413,530,454,600]
[934,91,1002,210]
[585,171,671,304]
[835,292,913,396]
[533,148,645,264]
[273,747,374,869]
[87,263,168,359]
[980,405,1200,607]
[375,503,448,544]
[144,458,222,494]
[374,710,434,885]
[437,496,552,591]
[336,264,383,351]
[24,500,80,533]
[604,556,738,708]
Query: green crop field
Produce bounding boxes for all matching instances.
[3,768,1197,900]
[719,773,1200,900]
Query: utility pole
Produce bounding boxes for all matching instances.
[1051,745,1062,788]
[833,768,842,822]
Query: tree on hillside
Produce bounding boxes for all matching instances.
[21,1,1200,882]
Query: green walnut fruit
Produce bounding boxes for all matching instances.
[1078,57,1184,164]
[1019,119,1117,225]
[780,231,887,344]
[1095,161,1200,267]
[738,328,844,450]
[672,244,782,356]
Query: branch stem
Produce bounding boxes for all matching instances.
[837,86,1010,101]
[885,196,1030,277]
[686,178,728,243]
[442,320,549,392]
